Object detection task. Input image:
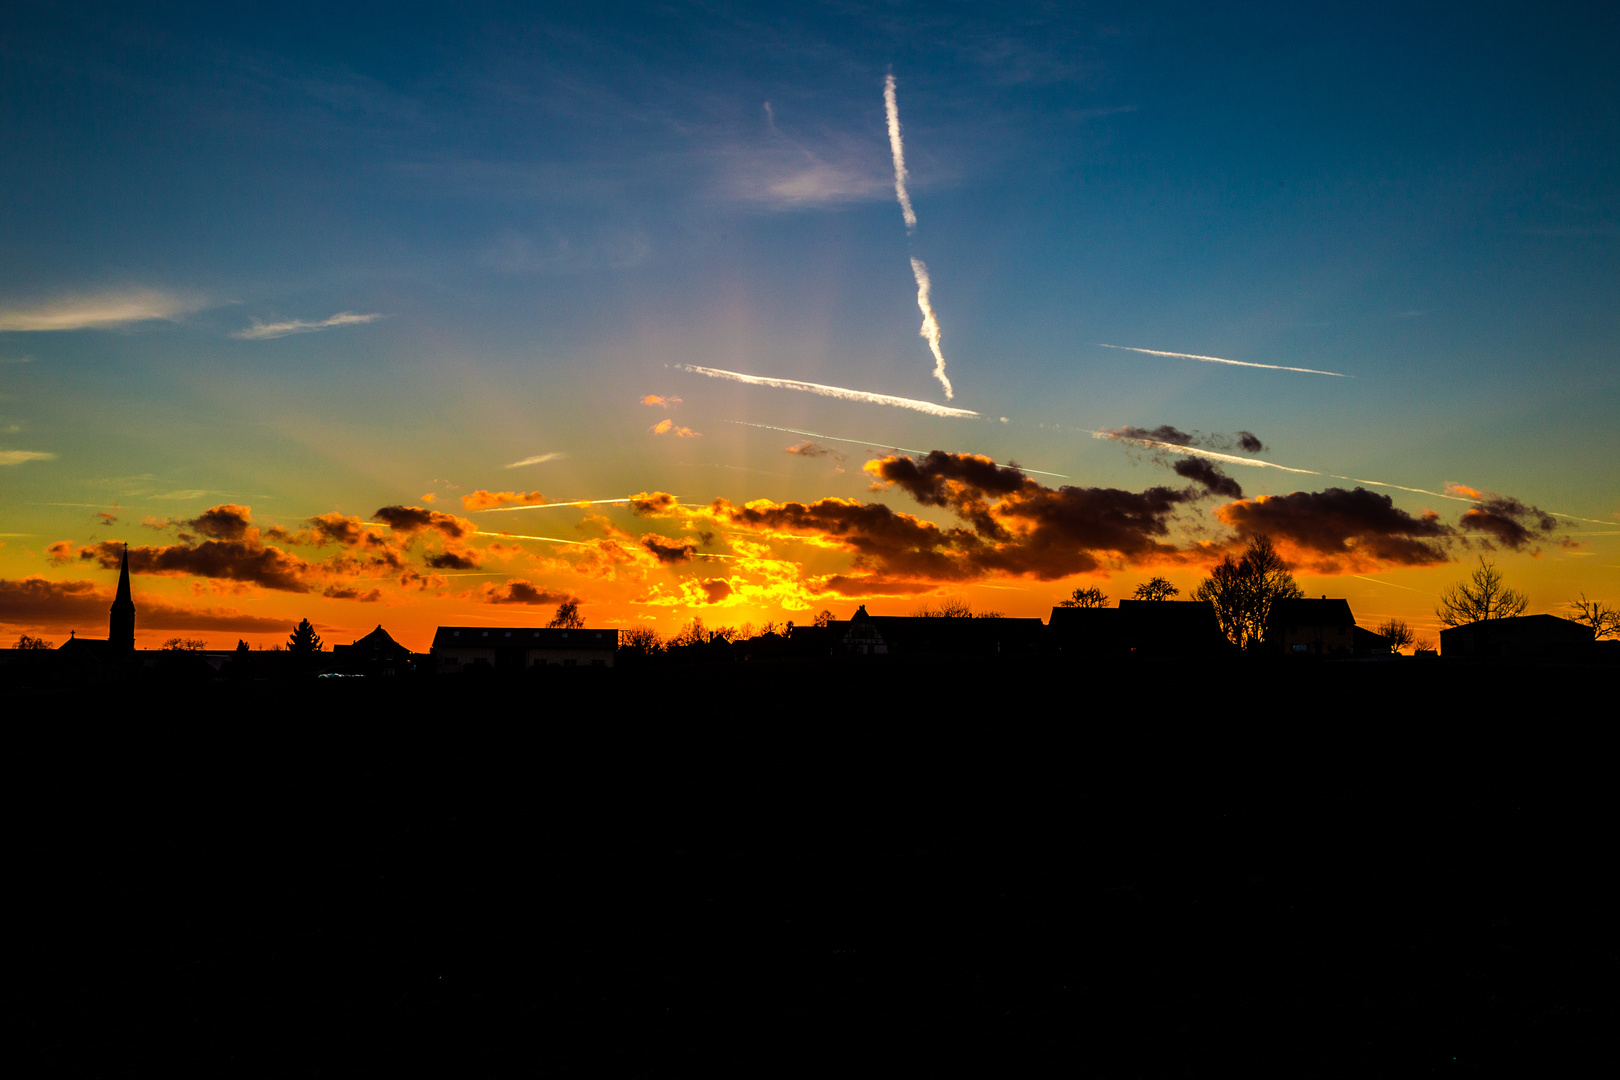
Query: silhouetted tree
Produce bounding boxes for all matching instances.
[911,597,978,617]
[1436,557,1528,628]
[619,626,663,657]
[161,637,207,651]
[670,617,708,647]
[813,609,834,627]
[14,633,53,649]
[1194,534,1302,649]
[1568,594,1620,639]
[1058,586,1109,608]
[1132,577,1180,601]
[548,599,584,629]
[1375,618,1416,652]
[287,619,323,654]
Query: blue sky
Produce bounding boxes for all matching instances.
[3,1,1617,644]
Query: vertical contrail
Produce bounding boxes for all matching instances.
[884,74,916,231]
[911,257,953,399]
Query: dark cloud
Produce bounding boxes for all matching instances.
[1114,425,1195,446]
[698,578,733,604]
[1235,431,1265,453]
[1215,487,1455,571]
[185,504,255,541]
[425,547,481,570]
[1460,495,1560,551]
[1104,425,1267,454]
[77,538,312,592]
[0,576,291,633]
[640,533,697,564]
[321,585,383,602]
[785,441,846,460]
[475,579,573,605]
[1173,457,1244,498]
[628,491,679,516]
[94,511,118,526]
[372,505,475,540]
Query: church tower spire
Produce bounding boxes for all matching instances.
[109,543,135,655]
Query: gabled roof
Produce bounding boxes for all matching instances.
[1268,598,1355,627]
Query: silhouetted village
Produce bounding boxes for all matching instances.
[7,544,1614,687]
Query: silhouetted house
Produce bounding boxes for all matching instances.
[332,625,415,674]
[432,626,618,673]
[823,607,1045,657]
[1353,626,1394,657]
[1439,615,1594,658]
[56,544,136,664]
[1267,598,1356,657]
[1046,606,1127,654]
[841,605,888,655]
[1117,600,1230,655]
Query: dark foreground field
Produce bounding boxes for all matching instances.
[5,656,1614,1076]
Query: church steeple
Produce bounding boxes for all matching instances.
[109,543,135,655]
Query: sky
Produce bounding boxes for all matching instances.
[3,1,1617,651]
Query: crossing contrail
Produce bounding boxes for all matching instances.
[675,365,978,418]
[1098,343,1349,377]
[884,73,916,231]
[470,497,675,514]
[912,258,953,398]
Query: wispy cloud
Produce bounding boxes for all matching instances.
[233,311,382,340]
[675,365,979,418]
[1098,344,1349,378]
[911,258,953,398]
[0,450,55,466]
[505,452,566,468]
[472,497,664,515]
[884,74,917,230]
[0,291,206,332]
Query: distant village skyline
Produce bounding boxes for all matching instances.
[3,3,1617,652]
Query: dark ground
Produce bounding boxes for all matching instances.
[4,656,1614,1076]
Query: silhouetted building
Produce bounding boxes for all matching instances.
[1046,606,1126,654]
[1118,600,1230,655]
[332,625,416,674]
[822,607,1045,656]
[1267,598,1356,657]
[56,544,135,663]
[432,625,618,673]
[1440,614,1594,658]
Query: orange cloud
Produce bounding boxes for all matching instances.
[642,394,682,408]
[650,419,700,438]
[461,489,547,511]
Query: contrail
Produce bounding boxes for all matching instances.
[911,258,953,398]
[675,364,979,418]
[470,497,676,514]
[883,74,916,231]
[1098,344,1349,378]
[728,420,1069,478]
[1095,429,1611,521]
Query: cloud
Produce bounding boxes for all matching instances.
[641,395,681,408]
[1214,488,1456,572]
[651,418,700,438]
[884,74,917,230]
[321,585,383,602]
[911,258,953,399]
[474,579,575,606]
[0,451,55,466]
[1458,493,1561,551]
[185,504,255,541]
[425,545,482,570]
[95,512,118,526]
[0,576,292,633]
[0,291,205,332]
[372,505,476,540]
[675,365,979,418]
[1098,344,1348,377]
[1096,428,1320,476]
[1172,457,1244,498]
[232,312,382,340]
[461,490,548,511]
[75,537,314,592]
[1236,431,1265,453]
[640,533,698,564]
[504,452,566,468]
[785,441,846,460]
